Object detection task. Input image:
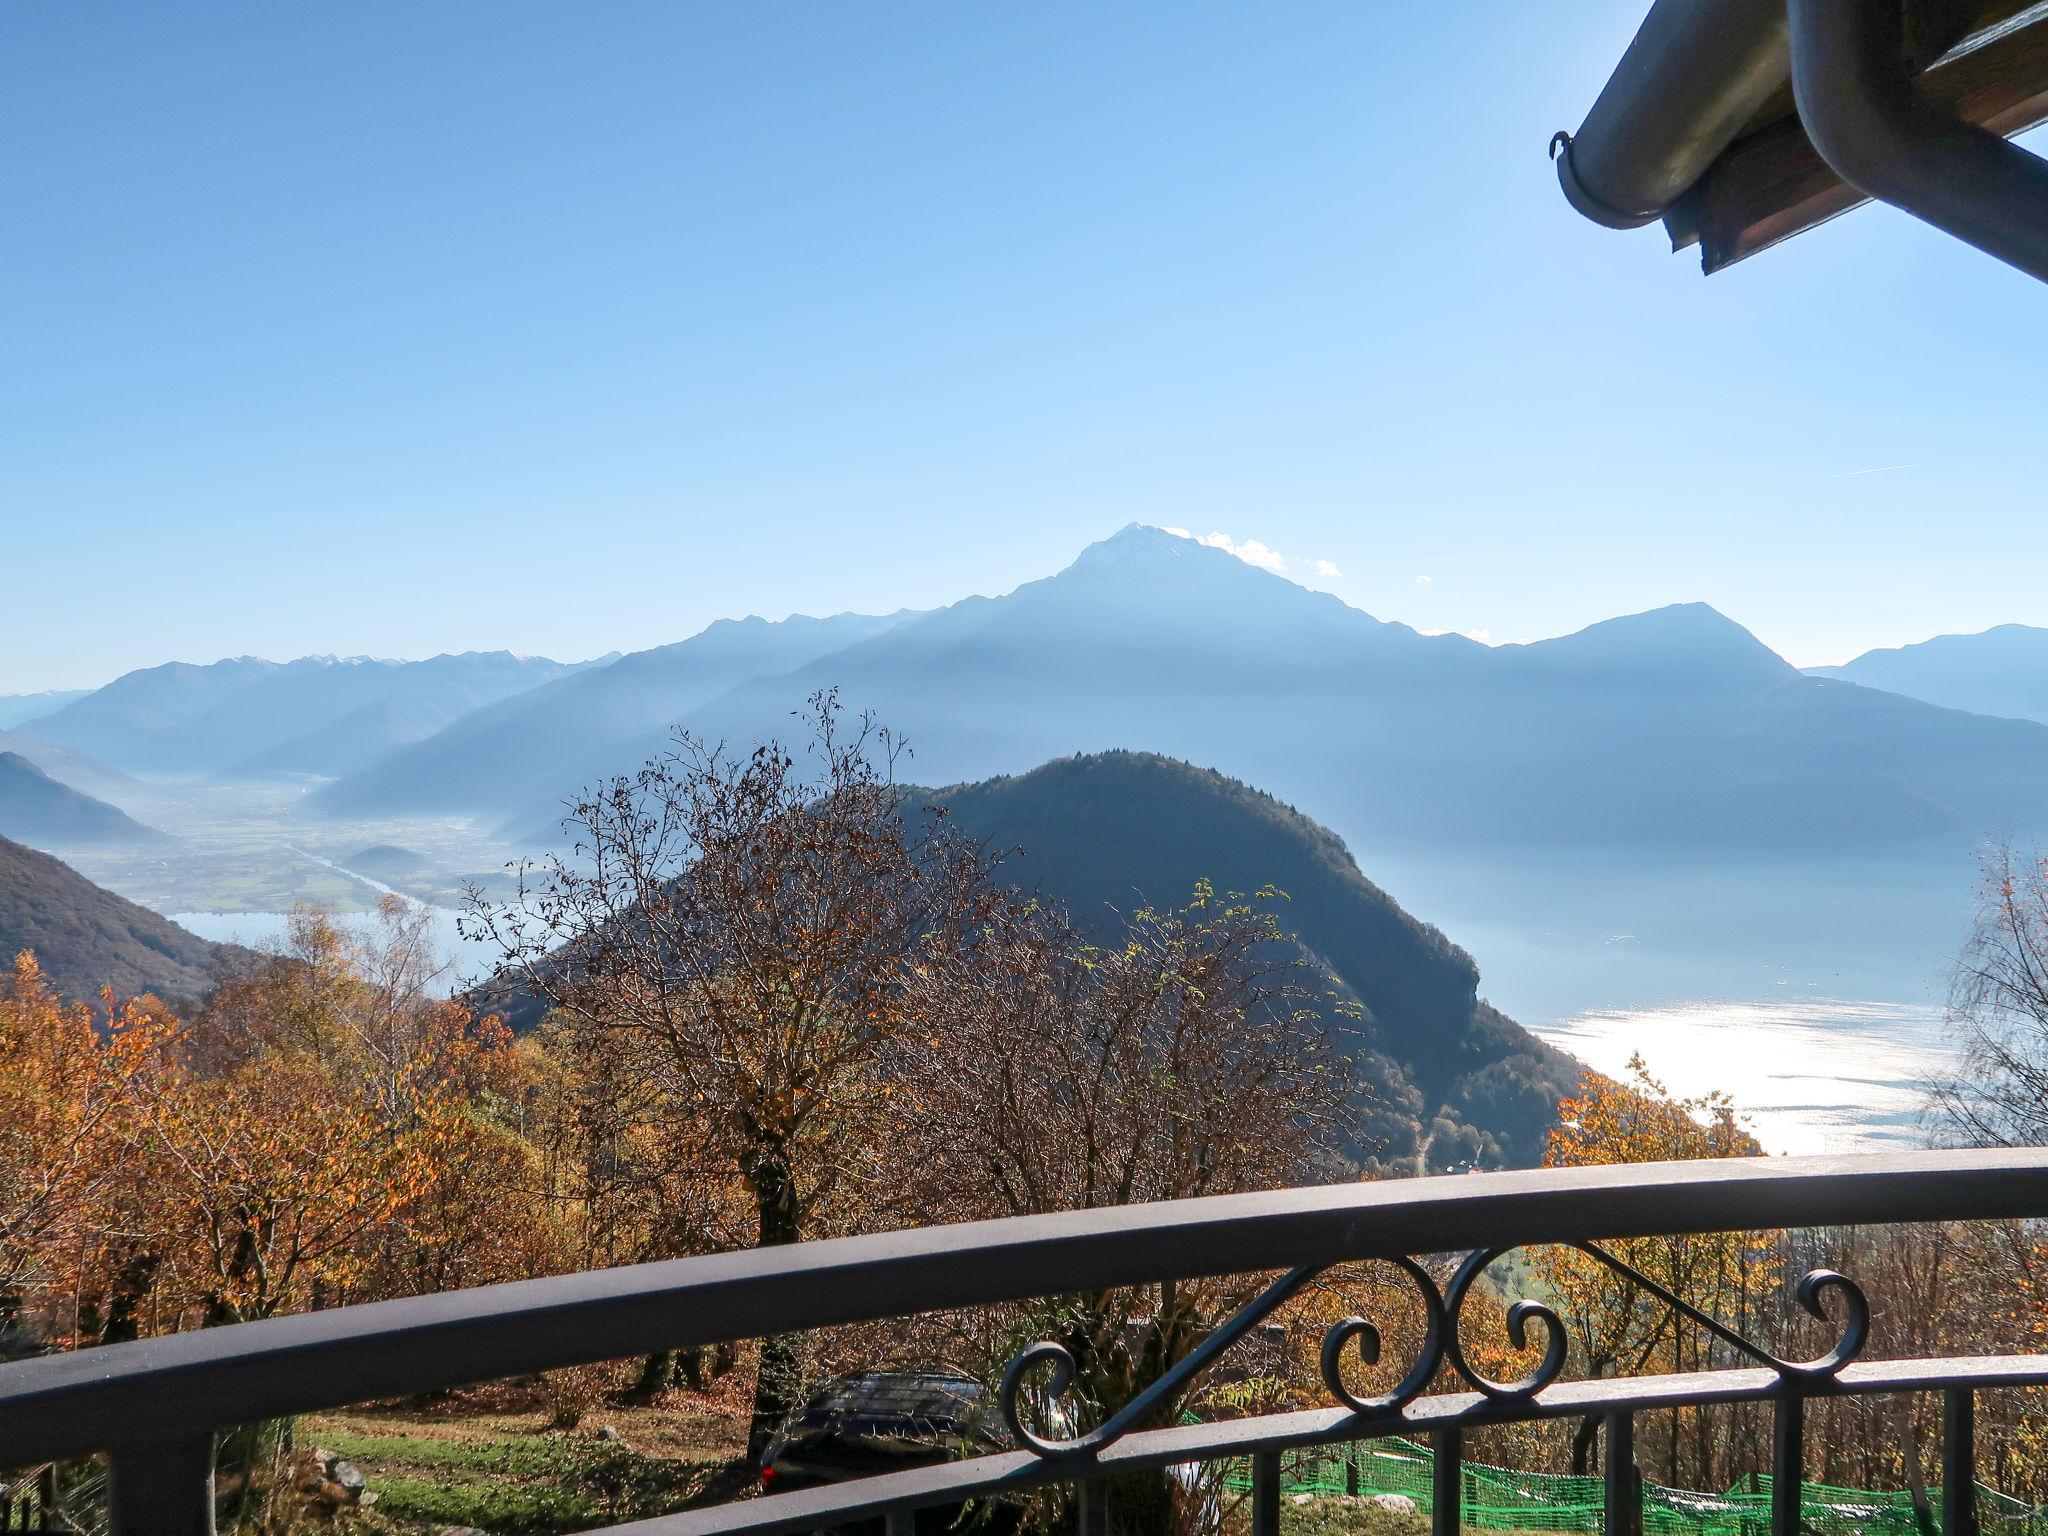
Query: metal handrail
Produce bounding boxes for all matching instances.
[3,1148,2045,1535]
[600,1355,2048,1536]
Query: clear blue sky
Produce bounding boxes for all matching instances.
[4,2,2045,691]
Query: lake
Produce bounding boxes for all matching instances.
[1359,848,1975,1156]
[1532,997,1950,1156]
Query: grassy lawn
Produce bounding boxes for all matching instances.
[301,1387,750,1534]
[283,1389,1558,1536]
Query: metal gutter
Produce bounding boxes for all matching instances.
[1788,0,2048,281]
[1554,0,1789,229]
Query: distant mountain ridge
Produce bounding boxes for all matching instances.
[931,752,1578,1169]
[0,834,225,1004]
[0,753,164,849]
[58,528,2048,881]
[0,729,145,809]
[0,690,89,730]
[314,611,918,819]
[467,525,2048,863]
[1808,624,2048,724]
[25,650,597,779]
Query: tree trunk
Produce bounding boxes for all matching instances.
[746,1141,805,1456]
[1571,1415,1601,1476]
[97,1249,160,1345]
[1104,1466,1183,1536]
[632,1349,680,1401]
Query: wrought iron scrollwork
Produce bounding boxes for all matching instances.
[1444,1246,1569,1400]
[1317,1255,1446,1415]
[998,1263,1322,1459]
[997,1241,1869,1462]
[1440,1241,1869,1398]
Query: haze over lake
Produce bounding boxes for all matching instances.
[1367,850,1973,1154]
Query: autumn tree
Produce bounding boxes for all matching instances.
[1539,1055,1763,1481]
[895,884,1356,1536]
[0,954,132,1350]
[82,899,543,1329]
[465,693,1001,1447]
[515,1015,751,1394]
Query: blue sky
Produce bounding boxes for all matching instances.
[4,2,2045,691]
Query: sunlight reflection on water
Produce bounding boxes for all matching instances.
[1532,998,1954,1157]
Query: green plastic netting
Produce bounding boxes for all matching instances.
[1216,1438,2047,1536]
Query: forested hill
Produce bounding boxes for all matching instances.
[929,751,1579,1171]
[0,834,226,1005]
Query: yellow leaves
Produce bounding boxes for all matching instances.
[1546,1052,1761,1171]
[0,952,119,1294]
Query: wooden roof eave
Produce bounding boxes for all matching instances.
[1667,7,2048,272]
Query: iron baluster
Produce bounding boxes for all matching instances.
[1772,1394,1804,1536]
[1252,1450,1281,1536]
[109,1434,215,1536]
[1077,1478,1108,1536]
[1944,1388,1978,1536]
[1433,1425,1463,1536]
[1606,1411,1641,1536]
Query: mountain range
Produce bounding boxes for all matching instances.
[0,690,88,730]
[0,833,226,1004]
[18,527,2048,887]
[299,526,2048,867]
[1809,624,2048,725]
[313,613,913,819]
[20,650,600,780]
[0,728,146,809]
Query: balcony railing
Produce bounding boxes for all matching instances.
[4,1148,2048,1536]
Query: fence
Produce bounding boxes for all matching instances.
[6,1149,2048,1536]
[1228,1437,2048,1536]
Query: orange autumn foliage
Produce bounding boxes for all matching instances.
[0,953,133,1304]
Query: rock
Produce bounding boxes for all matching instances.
[329,1459,367,1501]
[1367,1494,1419,1514]
[437,1528,494,1536]
[1290,1493,1315,1506]
[594,1424,622,1442]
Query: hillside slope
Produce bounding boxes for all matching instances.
[0,752,164,849]
[0,729,146,808]
[0,834,224,1003]
[933,752,1579,1169]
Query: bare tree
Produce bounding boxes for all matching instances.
[1934,841,2048,1147]
[464,692,999,1447]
